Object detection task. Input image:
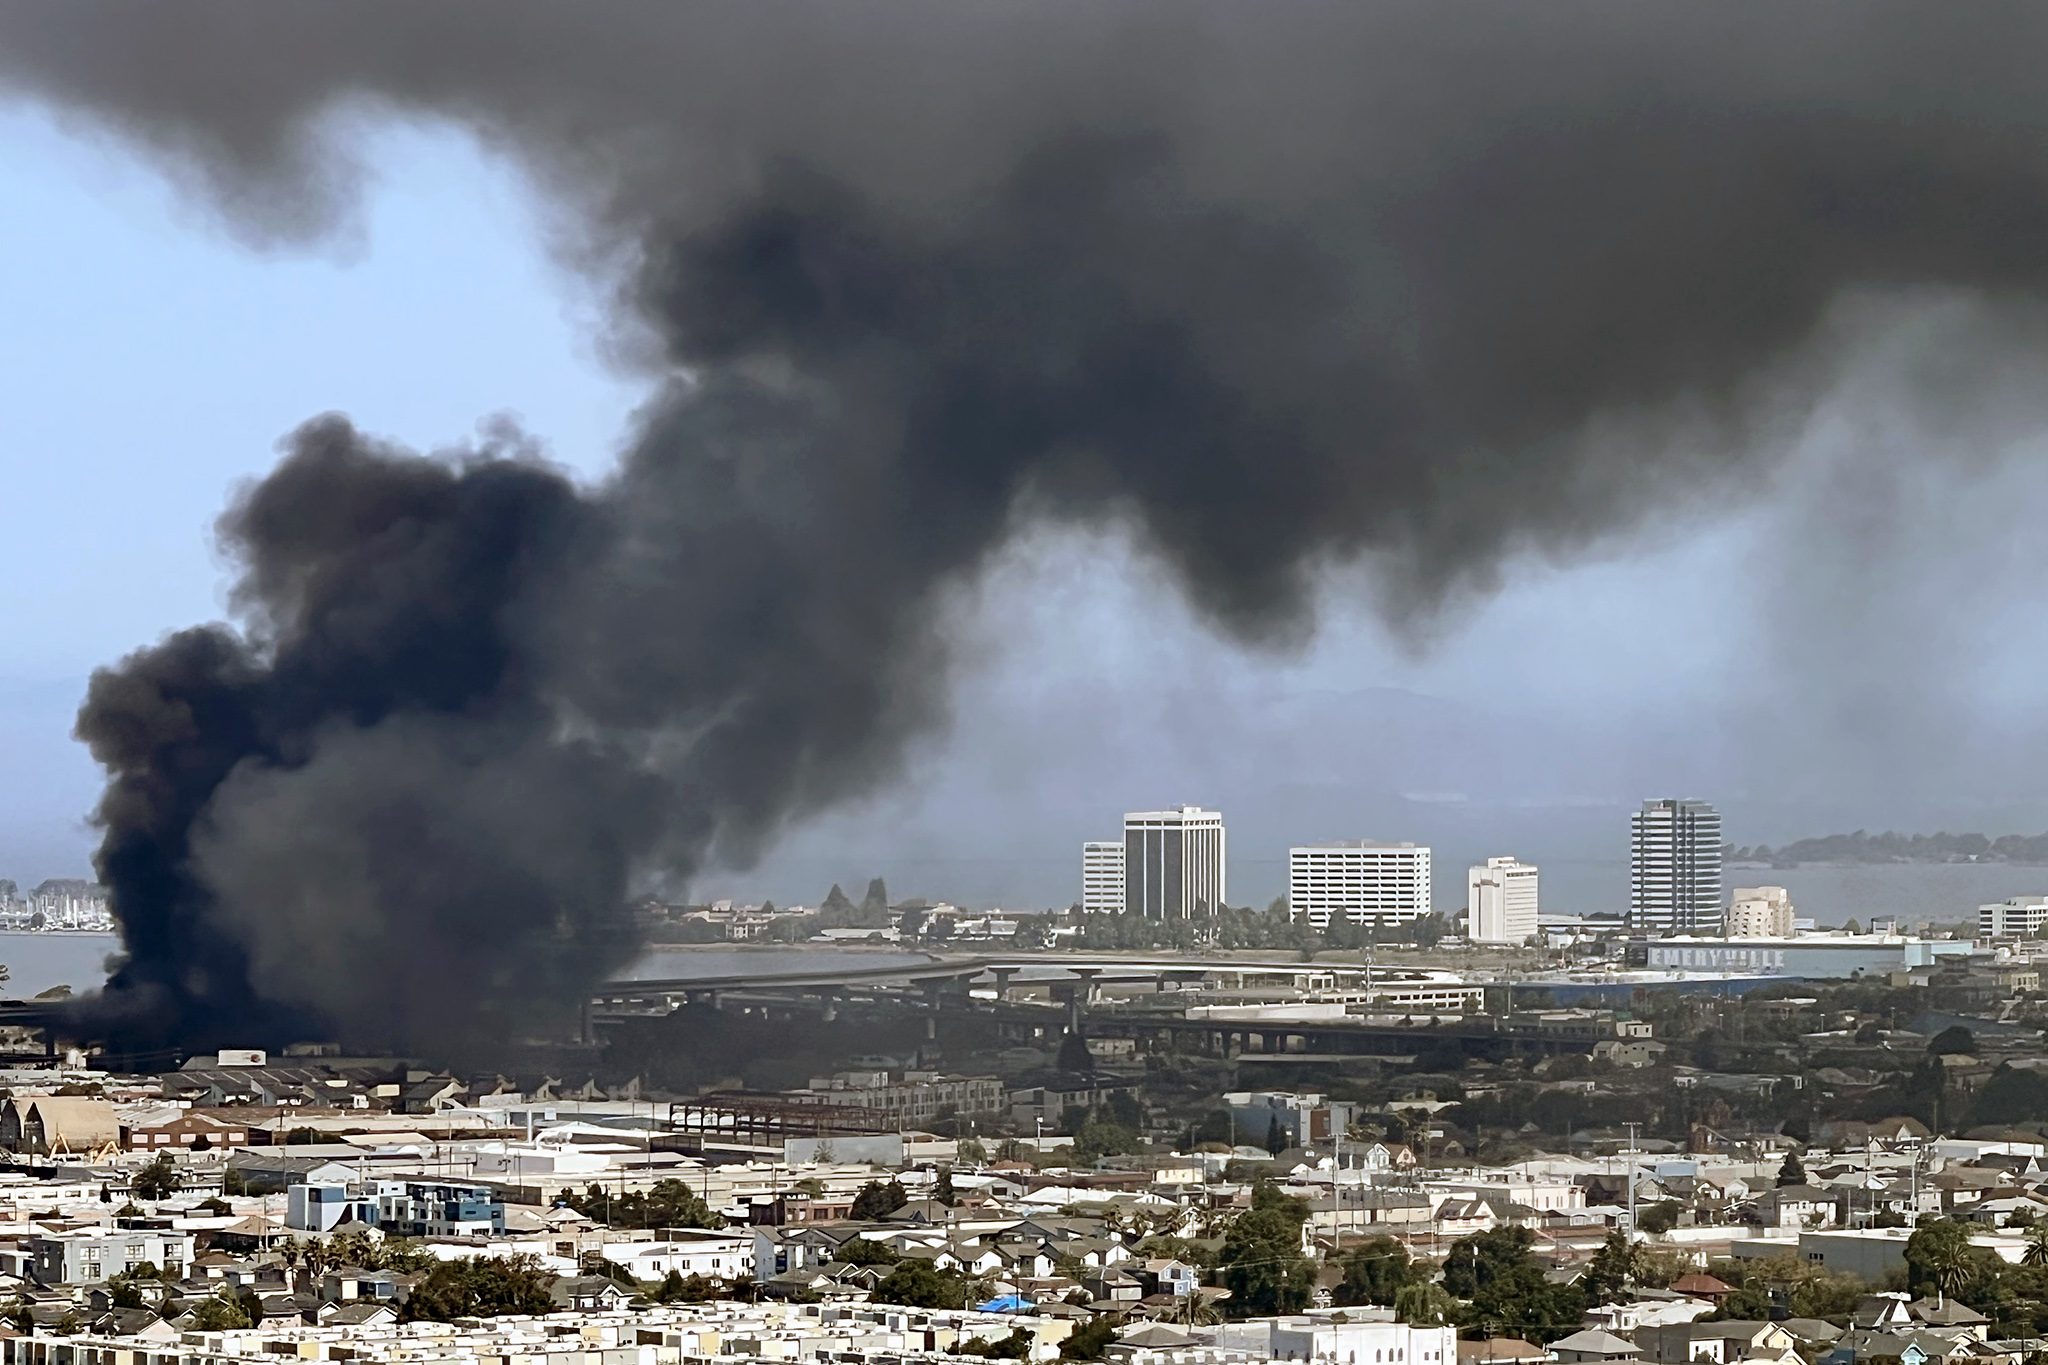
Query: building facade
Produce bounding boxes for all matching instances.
[1726,886,1794,939]
[803,1070,1005,1125]
[1081,840,1124,914]
[1288,841,1430,928]
[1466,856,1539,944]
[31,1229,194,1285]
[1124,806,1226,919]
[1629,799,1722,936]
[1980,896,2048,939]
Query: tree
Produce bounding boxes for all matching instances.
[1265,1116,1288,1156]
[188,1292,250,1330]
[1637,1201,1683,1235]
[1930,1026,1977,1056]
[1073,1119,1140,1165]
[959,1329,1032,1359]
[2024,1224,2048,1267]
[1776,1152,1807,1187]
[1395,1281,1457,1326]
[1057,1034,1094,1072]
[1969,1066,2048,1127]
[1441,1226,1586,1343]
[1581,1231,1635,1305]
[132,1155,181,1200]
[402,1255,557,1322]
[935,1168,957,1206]
[851,1179,909,1221]
[1843,919,1863,935]
[558,1177,721,1229]
[870,1260,976,1309]
[836,1237,902,1266]
[1906,1220,1984,1300]
[1218,1201,1315,1316]
[958,1137,987,1165]
[1335,1235,1419,1307]
[1059,1316,1120,1361]
[220,1167,249,1196]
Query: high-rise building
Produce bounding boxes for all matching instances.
[1081,841,1124,915]
[1124,806,1226,919]
[1980,897,2048,940]
[1629,799,1722,936]
[1467,856,1539,944]
[1287,841,1431,928]
[1726,886,1794,939]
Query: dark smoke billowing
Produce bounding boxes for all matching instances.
[1,1,2042,1052]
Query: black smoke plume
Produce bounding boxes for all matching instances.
[1,1,2042,1052]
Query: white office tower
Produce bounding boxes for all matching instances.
[1727,886,1794,939]
[1081,841,1125,914]
[1467,856,1539,944]
[1980,897,2048,940]
[1629,798,1723,936]
[1288,841,1431,928]
[1124,806,1227,918]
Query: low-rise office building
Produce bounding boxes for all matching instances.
[30,1227,195,1285]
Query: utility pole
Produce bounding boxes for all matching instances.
[1624,1123,1641,1238]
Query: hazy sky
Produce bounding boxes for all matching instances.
[4,108,2046,912]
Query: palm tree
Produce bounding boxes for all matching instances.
[2024,1223,2048,1267]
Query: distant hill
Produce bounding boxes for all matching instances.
[1727,830,2048,866]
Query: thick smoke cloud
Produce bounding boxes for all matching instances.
[1,1,2043,1052]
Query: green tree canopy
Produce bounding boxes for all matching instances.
[870,1260,977,1309]
[1929,1026,1978,1056]
[132,1155,181,1201]
[1906,1220,1990,1300]
[1970,1066,2048,1127]
[851,1179,909,1220]
[1335,1235,1421,1307]
[1218,1200,1315,1317]
[836,1237,902,1266]
[401,1255,557,1322]
[1776,1152,1807,1187]
[1441,1226,1586,1343]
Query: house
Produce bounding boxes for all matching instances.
[318,1301,399,1327]
[1134,1258,1200,1298]
[598,1228,755,1283]
[29,1228,196,1285]
[399,1075,468,1114]
[548,1276,634,1311]
[1669,1273,1734,1304]
[1637,1322,1799,1365]
[1850,1295,1917,1331]
[1433,1197,1498,1236]
[87,1309,175,1341]
[1760,1185,1837,1229]
[1082,1268,1144,1303]
[1906,1299,1989,1341]
[1551,1330,1642,1364]
[1592,1040,1670,1069]
[1357,1143,1419,1172]
[1106,1325,1201,1365]
[319,1267,414,1305]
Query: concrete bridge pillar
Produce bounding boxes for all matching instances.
[991,967,1017,1001]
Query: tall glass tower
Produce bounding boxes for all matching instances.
[1629,798,1722,936]
[1123,806,1226,919]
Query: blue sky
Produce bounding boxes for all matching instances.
[3,108,2045,909]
